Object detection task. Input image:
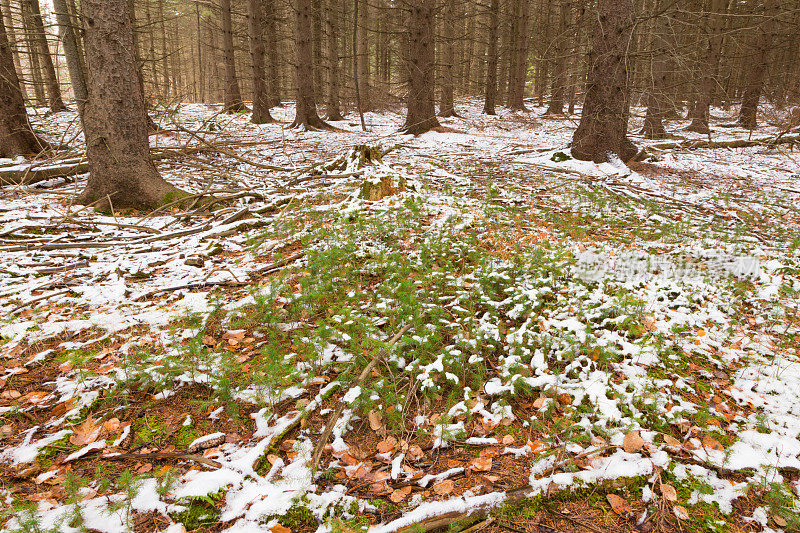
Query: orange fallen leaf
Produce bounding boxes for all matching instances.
[368,410,382,431]
[433,480,454,495]
[623,430,645,453]
[271,525,291,533]
[607,494,632,515]
[202,335,216,347]
[70,416,101,446]
[701,435,724,451]
[469,456,492,472]
[389,486,412,503]
[663,434,681,446]
[661,483,677,502]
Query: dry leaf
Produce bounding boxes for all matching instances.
[376,440,394,454]
[674,505,689,520]
[701,435,724,451]
[623,430,645,453]
[433,480,454,496]
[532,397,545,409]
[267,454,281,465]
[368,410,382,431]
[406,444,424,461]
[557,392,572,405]
[271,525,291,533]
[469,456,492,472]
[102,418,121,434]
[447,459,461,468]
[1,390,21,400]
[607,494,632,515]
[202,335,216,347]
[389,486,412,503]
[772,514,788,527]
[501,434,515,445]
[136,462,153,473]
[661,483,677,502]
[70,417,101,446]
[663,434,681,446]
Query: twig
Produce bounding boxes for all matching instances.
[310,322,413,471]
[76,451,221,469]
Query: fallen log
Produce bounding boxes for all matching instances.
[649,134,798,151]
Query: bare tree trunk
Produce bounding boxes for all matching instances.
[737,0,776,129]
[356,0,371,110]
[507,0,530,111]
[128,0,158,132]
[52,0,87,120]
[402,0,439,134]
[640,0,670,138]
[325,0,344,120]
[291,0,329,129]
[196,2,204,102]
[248,0,275,123]
[24,0,67,112]
[483,0,500,115]
[438,0,458,117]
[78,0,181,211]
[686,0,727,134]
[545,0,569,115]
[1,0,23,84]
[220,0,247,112]
[570,0,637,163]
[158,0,170,99]
[20,0,46,106]
[0,1,49,157]
[265,0,281,106]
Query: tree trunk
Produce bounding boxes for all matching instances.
[686,0,727,134]
[507,0,530,111]
[265,0,281,106]
[291,0,329,129]
[78,0,181,211]
[220,0,247,112]
[52,0,87,120]
[325,0,344,120]
[24,0,67,112]
[640,0,670,138]
[248,0,274,123]
[0,1,49,157]
[570,0,637,163]
[158,0,170,99]
[545,0,569,115]
[737,0,776,129]
[438,0,457,117]
[20,0,46,106]
[128,0,158,132]
[356,0,370,110]
[1,0,24,89]
[402,0,440,134]
[483,0,500,115]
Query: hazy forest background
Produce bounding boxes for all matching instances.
[1,0,800,532]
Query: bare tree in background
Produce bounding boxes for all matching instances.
[220,0,247,112]
[482,0,500,115]
[401,0,439,134]
[291,0,330,129]
[78,0,182,210]
[571,0,637,163]
[248,0,275,123]
[0,0,49,157]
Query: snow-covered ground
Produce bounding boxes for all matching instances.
[1,99,799,532]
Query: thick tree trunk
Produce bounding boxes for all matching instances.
[570,0,637,163]
[640,0,670,138]
[686,0,727,134]
[1,0,23,87]
[545,0,569,115]
[356,0,370,110]
[24,0,67,112]
[220,0,247,112]
[324,0,344,120]
[507,0,530,111]
[20,0,46,106]
[737,0,776,129]
[438,0,457,117]
[52,0,87,120]
[78,0,181,211]
[265,0,281,106]
[0,2,49,157]
[248,0,274,123]
[402,0,440,134]
[291,0,329,129]
[483,0,500,115]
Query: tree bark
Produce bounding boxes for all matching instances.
[324,0,344,120]
[483,0,500,115]
[570,0,637,163]
[545,0,569,115]
[356,0,370,110]
[24,0,67,112]
[52,0,87,120]
[127,0,158,132]
[264,0,281,106]
[737,0,776,129]
[291,0,329,129]
[507,0,530,111]
[686,0,727,134]
[19,0,46,106]
[248,0,275,123]
[0,1,49,157]
[78,0,182,211]
[640,0,670,138]
[401,0,440,134]
[438,0,457,117]
[220,0,247,112]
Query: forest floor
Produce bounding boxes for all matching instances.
[1,99,799,533]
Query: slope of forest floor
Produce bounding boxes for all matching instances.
[1,99,799,533]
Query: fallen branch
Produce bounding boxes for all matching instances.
[75,451,221,469]
[649,134,798,151]
[310,322,413,471]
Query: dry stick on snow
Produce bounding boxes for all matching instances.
[72,451,221,469]
[7,288,72,315]
[310,322,413,472]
